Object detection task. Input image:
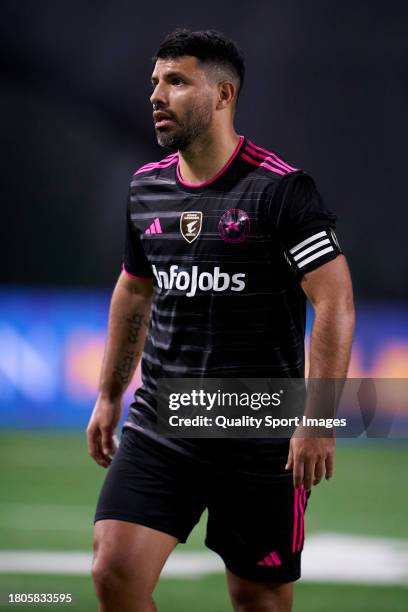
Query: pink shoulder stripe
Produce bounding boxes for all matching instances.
[241,152,286,176]
[244,145,295,174]
[134,157,178,176]
[248,140,297,172]
[133,153,178,176]
[133,152,178,173]
[134,151,177,171]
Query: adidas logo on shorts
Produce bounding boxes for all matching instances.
[256,550,282,566]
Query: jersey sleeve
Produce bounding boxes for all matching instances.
[274,170,343,279]
[122,198,153,280]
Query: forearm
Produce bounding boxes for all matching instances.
[308,298,355,379]
[97,277,152,401]
[303,297,355,422]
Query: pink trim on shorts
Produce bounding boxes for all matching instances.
[297,487,307,552]
[292,485,306,553]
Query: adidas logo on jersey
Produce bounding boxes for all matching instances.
[144,218,163,235]
[151,265,246,298]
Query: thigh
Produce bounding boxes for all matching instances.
[205,441,311,583]
[94,426,207,543]
[93,519,177,591]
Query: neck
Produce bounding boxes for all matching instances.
[177,127,241,185]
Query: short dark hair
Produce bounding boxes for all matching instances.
[153,28,245,99]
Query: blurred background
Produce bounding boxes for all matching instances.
[0,1,407,610]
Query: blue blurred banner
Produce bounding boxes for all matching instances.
[0,289,407,429]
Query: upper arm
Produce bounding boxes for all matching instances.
[300,254,354,310]
[121,188,154,286]
[272,171,354,309]
[118,269,154,298]
[274,171,342,280]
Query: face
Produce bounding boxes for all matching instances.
[150,56,215,150]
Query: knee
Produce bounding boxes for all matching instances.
[92,548,151,598]
[92,527,135,595]
[229,582,292,612]
[229,584,258,611]
[91,554,128,594]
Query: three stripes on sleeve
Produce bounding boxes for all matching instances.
[285,228,342,274]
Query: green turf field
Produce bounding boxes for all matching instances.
[0,433,407,611]
[1,575,408,612]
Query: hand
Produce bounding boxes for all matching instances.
[285,433,335,491]
[86,396,123,468]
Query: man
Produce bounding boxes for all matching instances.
[87,29,355,612]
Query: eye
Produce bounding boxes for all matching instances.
[171,78,184,86]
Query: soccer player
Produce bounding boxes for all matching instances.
[87,29,355,612]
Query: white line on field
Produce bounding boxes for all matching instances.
[0,534,408,585]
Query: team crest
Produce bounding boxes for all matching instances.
[218,208,250,244]
[180,211,202,243]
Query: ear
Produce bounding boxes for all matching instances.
[216,80,236,110]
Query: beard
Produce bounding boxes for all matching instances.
[154,99,213,151]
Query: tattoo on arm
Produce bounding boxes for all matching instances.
[126,312,145,344]
[113,350,137,385]
[112,311,149,384]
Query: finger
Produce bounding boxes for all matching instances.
[313,458,325,486]
[95,456,110,468]
[110,433,120,457]
[88,429,110,468]
[285,445,294,470]
[303,458,315,492]
[101,426,114,458]
[293,454,304,490]
[325,452,335,480]
[86,427,101,460]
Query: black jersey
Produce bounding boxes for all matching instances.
[121,135,342,451]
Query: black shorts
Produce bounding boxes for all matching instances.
[94,426,311,583]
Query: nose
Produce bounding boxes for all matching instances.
[150,82,167,107]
